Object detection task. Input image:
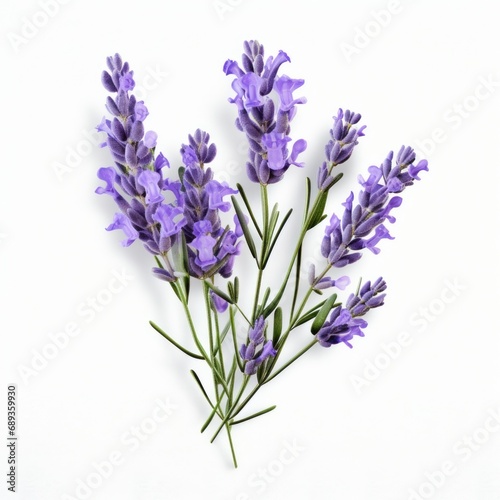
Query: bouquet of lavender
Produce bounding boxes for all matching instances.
[94,41,428,467]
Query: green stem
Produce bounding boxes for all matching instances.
[251,184,270,320]
[264,339,318,384]
[225,422,238,468]
[210,376,249,443]
[179,289,230,397]
[252,269,264,321]
[213,305,226,380]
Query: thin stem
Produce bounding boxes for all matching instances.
[225,422,238,468]
[264,339,318,384]
[203,281,216,368]
[211,376,249,443]
[252,269,263,321]
[251,184,270,320]
[230,306,244,373]
[179,288,231,397]
[261,184,270,238]
[213,306,226,380]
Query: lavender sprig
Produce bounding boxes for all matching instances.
[316,278,387,347]
[93,44,428,468]
[320,146,428,269]
[224,40,307,184]
[239,316,277,375]
[318,109,366,191]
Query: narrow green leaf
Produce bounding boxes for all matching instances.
[261,203,278,266]
[149,321,204,359]
[261,287,271,311]
[328,172,344,190]
[180,232,191,300]
[232,195,258,260]
[264,203,280,253]
[234,276,240,303]
[262,208,293,268]
[203,252,232,279]
[272,307,282,345]
[190,370,215,410]
[168,281,182,302]
[213,358,223,385]
[303,298,328,316]
[213,319,232,357]
[310,293,338,335]
[262,285,285,319]
[220,319,231,343]
[204,280,234,305]
[230,307,244,372]
[294,310,321,327]
[227,281,235,302]
[307,191,329,230]
[303,177,312,222]
[289,244,302,323]
[231,405,277,426]
[257,358,270,383]
[236,183,263,239]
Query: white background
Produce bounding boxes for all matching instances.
[1,1,500,499]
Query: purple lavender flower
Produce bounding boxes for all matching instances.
[320,146,427,268]
[206,180,238,212]
[346,277,387,317]
[98,56,242,281]
[106,213,139,247]
[316,307,367,348]
[191,221,218,271]
[308,264,350,291]
[137,170,164,204]
[224,40,307,184]
[316,278,386,348]
[274,75,307,112]
[180,129,242,278]
[240,316,277,375]
[317,109,366,191]
[96,54,188,279]
[210,291,229,313]
[152,204,186,240]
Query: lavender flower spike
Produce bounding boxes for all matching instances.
[240,316,277,375]
[316,278,386,348]
[97,53,190,281]
[224,40,307,184]
[180,129,242,278]
[321,146,427,268]
[318,109,366,191]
